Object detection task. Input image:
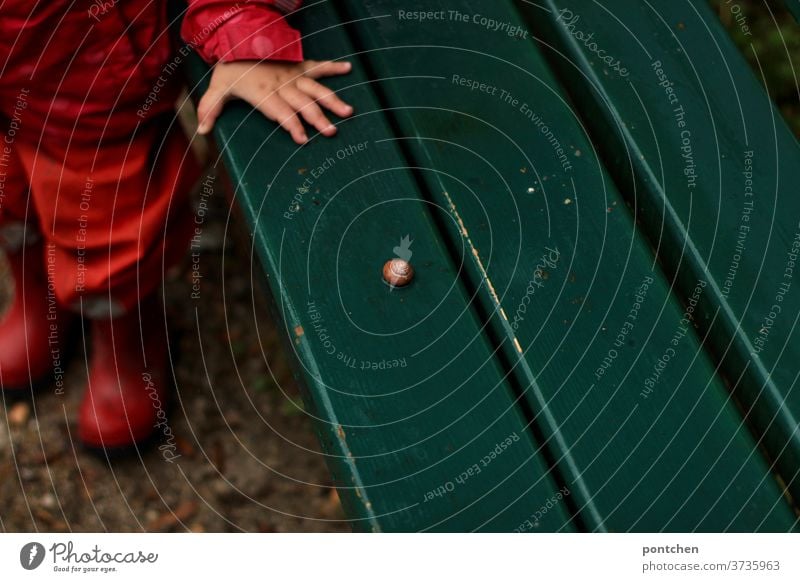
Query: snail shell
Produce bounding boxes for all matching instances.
[383,258,414,287]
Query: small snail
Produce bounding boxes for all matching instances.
[383,258,414,287]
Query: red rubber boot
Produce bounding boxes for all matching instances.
[0,246,66,391]
[78,296,170,449]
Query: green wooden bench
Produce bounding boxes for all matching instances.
[179,0,800,531]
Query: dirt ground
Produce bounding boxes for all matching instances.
[0,169,348,533]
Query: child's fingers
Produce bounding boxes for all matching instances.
[302,60,352,80]
[280,87,336,137]
[196,84,228,135]
[297,77,353,118]
[259,96,307,144]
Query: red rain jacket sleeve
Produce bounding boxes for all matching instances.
[181,0,304,64]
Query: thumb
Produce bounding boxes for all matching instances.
[196,84,228,135]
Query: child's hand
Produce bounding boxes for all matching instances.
[196,60,354,144]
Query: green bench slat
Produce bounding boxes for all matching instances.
[340,0,799,531]
[524,0,800,505]
[183,2,573,531]
[783,0,800,23]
